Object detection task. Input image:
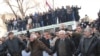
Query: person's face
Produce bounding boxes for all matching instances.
[76,27,82,33]
[59,24,65,30]
[2,38,5,42]
[44,32,51,39]
[92,28,97,33]
[9,34,14,39]
[58,33,65,39]
[35,33,41,38]
[29,37,35,42]
[0,41,2,44]
[84,31,91,37]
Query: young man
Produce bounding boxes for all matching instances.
[1,32,25,56]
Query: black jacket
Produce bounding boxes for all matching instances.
[71,32,82,49]
[27,30,30,38]
[53,38,75,56]
[40,37,51,49]
[0,44,7,56]
[75,36,100,56]
[2,37,25,55]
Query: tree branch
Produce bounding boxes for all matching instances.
[25,3,40,13]
[4,0,17,18]
[10,5,18,8]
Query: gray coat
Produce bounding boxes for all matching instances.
[53,38,75,56]
[75,36,100,56]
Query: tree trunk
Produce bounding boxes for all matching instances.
[8,4,17,18]
[5,0,17,18]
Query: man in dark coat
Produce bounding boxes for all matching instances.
[92,27,100,37]
[17,17,23,31]
[47,10,53,25]
[71,26,83,49]
[40,31,53,49]
[40,31,55,56]
[0,38,7,56]
[60,6,67,22]
[72,6,81,21]
[42,13,48,26]
[75,27,100,56]
[1,32,25,56]
[53,30,75,56]
[38,13,44,27]
[28,33,52,56]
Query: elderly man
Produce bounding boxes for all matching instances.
[28,33,52,56]
[75,27,100,56]
[53,30,75,56]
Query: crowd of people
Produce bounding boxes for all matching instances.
[0,5,100,56]
[0,18,100,56]
[5,6,81,31]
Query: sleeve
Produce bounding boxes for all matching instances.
[70,40,76,54]
[17,38,26,48]
[0,42,7,54]
[52,39,58,54]
[0,51,6,55]
[27,42,31,51]
[0,46,4,51]
[38,40,52,55]
[26,30,30,38]
[97,39,100,56]
[74,41,81,56]
[0,45,7,55]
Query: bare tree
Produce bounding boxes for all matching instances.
[4,0,40,18]
[4,0,17,18]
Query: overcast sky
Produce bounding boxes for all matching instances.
[0,0,100,19]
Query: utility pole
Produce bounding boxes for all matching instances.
[53,0,54,10]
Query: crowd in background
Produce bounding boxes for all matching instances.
[0,17,100,56]
[5,6,81,31]
[79,12,100,32]
[0,5,100,56]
